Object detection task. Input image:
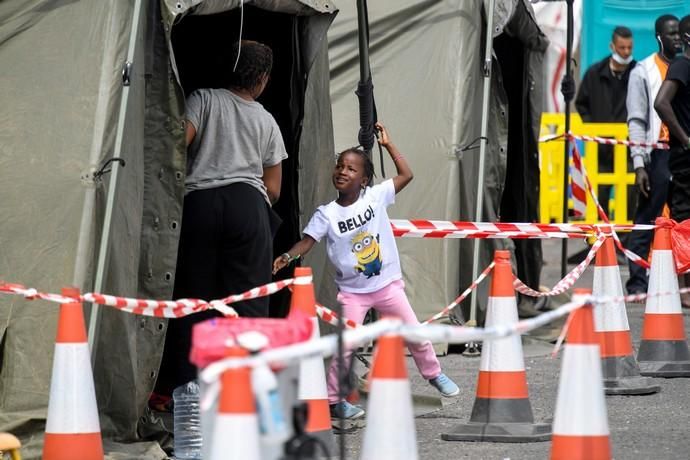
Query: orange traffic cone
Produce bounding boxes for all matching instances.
[360,333,417,460]
[592,237,660,394]
[550,289,611,460]
[209,346,260,460]
[442,250,551,442]
[637,224,690,377]
[42,287,103,460]
[287,267,335,450]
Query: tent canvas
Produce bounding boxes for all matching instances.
[0,0,546,457]
[0,0,337,457]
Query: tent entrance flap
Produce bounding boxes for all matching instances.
[170,6,305,318]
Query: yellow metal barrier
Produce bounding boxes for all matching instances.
[539,113,634,224]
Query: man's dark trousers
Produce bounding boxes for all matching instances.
[626,149,670,294]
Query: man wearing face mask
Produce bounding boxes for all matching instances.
[655,15,690,307]
[625,15,682,296]
[576,26,636,219]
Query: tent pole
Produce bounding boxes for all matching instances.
[560,0,574,277]
[467,0,496,329]
[73,3,126,301]
[87,0,144,359]
[356,0,370,83]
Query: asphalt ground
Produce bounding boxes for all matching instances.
[334,239,690,460]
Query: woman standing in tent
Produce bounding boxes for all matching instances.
[154,40,287,401]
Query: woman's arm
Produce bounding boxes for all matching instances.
[185,120,196,147]
[272,235,317,274]
[262,163,283,205]
[655,80,689,147]
[376,122,413,193]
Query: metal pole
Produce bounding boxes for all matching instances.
[560,0,574,277]
[467,0,496,328]
[356,0,370,82]
[336,302,346,460]
[87,0,144,358]
[73,7,122,291]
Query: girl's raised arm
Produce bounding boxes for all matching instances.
[376,122,413,194]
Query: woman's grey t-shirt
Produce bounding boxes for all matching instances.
[184,88,287,203]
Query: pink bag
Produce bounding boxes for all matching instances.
[190,313,313,369]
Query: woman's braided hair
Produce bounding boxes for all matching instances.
[338,147,375,188]
[227,40,273,91]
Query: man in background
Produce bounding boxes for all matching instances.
[655,15,690,307]
[576,26,636,218]
[625,15,682,295]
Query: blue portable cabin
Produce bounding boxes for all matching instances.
[581,0,690,76]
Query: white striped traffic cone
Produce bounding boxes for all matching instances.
[42,287,103,460]
[360,333,417,460]
[287,267,335,450]
[442,250,551,442]
[592,237,660,394]
[209,346,260,460]
[550,288,611,460]
[637,223,690,377]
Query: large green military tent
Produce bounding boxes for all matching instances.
[0,1,337,457]
[0,0,546,458]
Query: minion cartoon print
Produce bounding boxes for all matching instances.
[351,231,382,278]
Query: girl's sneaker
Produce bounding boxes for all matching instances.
[329,401,365,419]
[429,373,460,397]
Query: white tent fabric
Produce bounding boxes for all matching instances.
[533,1,583,112]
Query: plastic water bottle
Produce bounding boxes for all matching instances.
[252,361,289,444]
[237,331,289,445]
[173,380,202,459]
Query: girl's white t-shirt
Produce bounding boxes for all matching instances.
[303,179,402,293]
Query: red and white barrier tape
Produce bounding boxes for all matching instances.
[568,133,669,150]
[536,133,658,269]
[0,281,232,318]
[200,280,690,381]
[203,275,690,378]
[390,219,654,239]
[316,263,495,328]
[315,304,359,329]
[0,283,79,304]
[216,278,297,311]
[83,293,214,318]
[593,286,690,305]
[422,262,495,324]
[514,235,605,297]
[200,295,601,384]
[539,132,670,150]
[0,277,309,319]
[392,228,587,239]
[570,143,650,269]
[571,142,587,217]
[402,299,587,346]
